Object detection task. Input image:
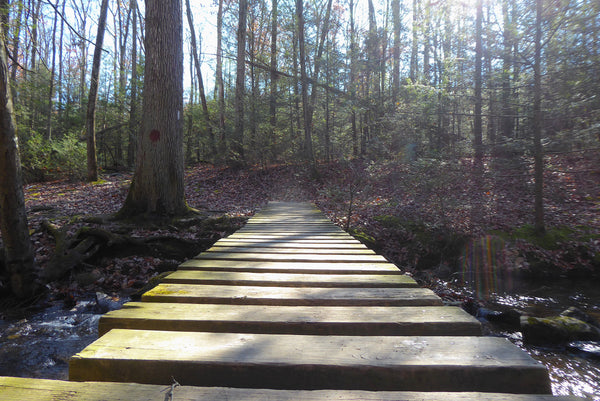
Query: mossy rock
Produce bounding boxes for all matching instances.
[521,315,600,345]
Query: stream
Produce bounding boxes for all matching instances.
[445,275,600,400]
[0,282,599,399]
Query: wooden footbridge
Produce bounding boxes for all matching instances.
[0,202,585,400]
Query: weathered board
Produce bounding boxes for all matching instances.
[205,246,377,254]
[226,233,354,239]
[194,252,389,263]
[141,283,443,306]
[178,259,403,274]
[0,377,586,401]
[161,270,418,287]
[214,238,364,246]
[69,330,551,394]
[98,303,481,336]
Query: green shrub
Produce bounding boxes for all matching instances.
[21,133,87,182]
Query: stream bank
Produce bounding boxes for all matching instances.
[429,274,600,400]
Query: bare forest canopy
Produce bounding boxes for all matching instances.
[3,0,600,172]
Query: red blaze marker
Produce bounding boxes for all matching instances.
[149,129,160,142]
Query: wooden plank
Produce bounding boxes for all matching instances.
[238,224,343,229]
[216,238,363,245]
[98,303,481,336]
[228,232,353,238]
[162,271,418,287]
[205,246,376,255]
[0,377,585,401]
[179,259,403,274]
[194,252,389,263]
[141,283,442,306]
[69,330,552,394]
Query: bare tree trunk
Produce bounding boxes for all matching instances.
[473,0,483,160]
[307,0,333,123]
[185,0,215,156]
[127,0,138,167]
[119,0,187,217]
[116,0,133,166]
[0,24,36,299]
[8,0,23,100]
[410,0,419,83]
[29,0,41,132]
[56,0,66,126]
[86,0,109,182]
[215,0,226,155]
[349,0,358,157]
[233,0,248,162]
[296,0,314,164]
[533,0,545,234]
[45,0,60,141]
[501,0,514,139]
[269,0,278,153]
[392,0,401,104]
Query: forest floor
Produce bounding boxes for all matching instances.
[1,151,599,310]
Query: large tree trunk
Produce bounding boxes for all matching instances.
[0,24,37,299]
[86,0,109,182]
[118,0,187,217]
[533,0,545,234]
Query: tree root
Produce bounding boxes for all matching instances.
[40,219,218,282]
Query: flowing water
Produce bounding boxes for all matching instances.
[0,296,115,380]
[450,274,600,400]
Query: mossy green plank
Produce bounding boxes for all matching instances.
[141,283,443,306]
[162,271,417,287]
[0,377,585,401]
[69,330,551,394]
[98,303,481,336]
[179,259,402,274]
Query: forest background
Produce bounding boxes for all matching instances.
[0,0,599,302]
